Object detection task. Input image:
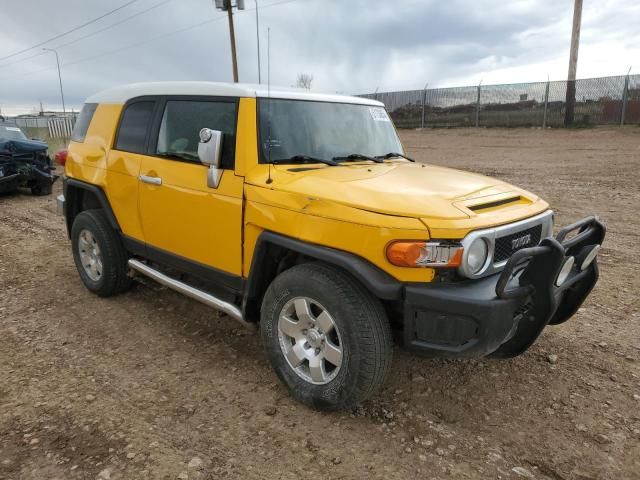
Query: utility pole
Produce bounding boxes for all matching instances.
[215,0,245,82]
[564,0,583,126]
[255,0,261,83]
[42,47,66,115]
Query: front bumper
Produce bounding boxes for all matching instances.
[403,216,606,358]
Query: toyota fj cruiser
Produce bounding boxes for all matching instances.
[58,82,605,410]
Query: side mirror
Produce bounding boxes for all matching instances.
[198,128,223,188]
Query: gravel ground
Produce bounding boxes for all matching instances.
[1,127,639,480]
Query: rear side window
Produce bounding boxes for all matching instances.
[71,103,98,143]
[155,100,238,169]
[115,101,155,154]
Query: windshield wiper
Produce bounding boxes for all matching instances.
[271,155,339,166]
[375,152,415,162]
[332,153,383,164]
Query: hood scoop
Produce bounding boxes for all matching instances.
[467,195,522,212]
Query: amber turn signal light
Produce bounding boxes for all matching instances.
[386,241,463,268]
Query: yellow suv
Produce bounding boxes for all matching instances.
[58,82,605,409]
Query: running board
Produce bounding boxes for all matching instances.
[127,259,255,330]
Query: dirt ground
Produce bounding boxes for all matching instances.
[1,127,639,480]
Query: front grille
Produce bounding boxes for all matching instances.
[494,224,542,263]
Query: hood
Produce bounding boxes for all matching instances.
[254,161,542,222]
[0,138,48,155]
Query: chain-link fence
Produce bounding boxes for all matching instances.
[360,74,640,128]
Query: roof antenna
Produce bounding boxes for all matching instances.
[266,26,273,185]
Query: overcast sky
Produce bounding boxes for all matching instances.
[0,0,638,115]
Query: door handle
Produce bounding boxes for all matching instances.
[139,174,162,185]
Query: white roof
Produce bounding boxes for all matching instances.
[85,81,383,107]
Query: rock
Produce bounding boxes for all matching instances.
[332,456,342,465]
[126,452,136,460]
[435,448,446,456]
[418,454,427,462]
[595,434,611,444]
[29,438,39,445]
[86,394,96,402]
[177,472,188,480]
[97,468,112,480]
[188,457,203,469]
[512,466,535,478]
[633,394,640,401]
[264,406,277,416]
[598,342,607,348]
[576,424,588,432]
[547,354,558,364]
[404,446,412,453]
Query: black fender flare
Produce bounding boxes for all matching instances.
[63,178,121,235]
[242,231,403,321]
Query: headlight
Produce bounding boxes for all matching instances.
[386,241,463,268]
[465,237,489,274]
[555,256,575,286]
[577,245,600,271]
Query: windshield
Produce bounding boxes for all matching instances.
[258,99,403,163]
[0,125,27,141]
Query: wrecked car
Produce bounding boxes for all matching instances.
[0,117,57,195]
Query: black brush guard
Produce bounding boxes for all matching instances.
[403,216,606,358]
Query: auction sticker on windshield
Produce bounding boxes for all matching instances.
[5,126,21,132]
[369,106,390,122]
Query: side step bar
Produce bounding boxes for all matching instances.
[128,259,255,330]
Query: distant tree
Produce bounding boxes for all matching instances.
[295,73,313,90]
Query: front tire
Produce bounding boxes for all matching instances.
[71,209,131,297]
[261,263,392,410]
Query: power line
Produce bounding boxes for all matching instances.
[0,50,48,69]
[0,0,174,69]
[48,0,176,54]
[0,15,227,81]
[0,0,305,81]
[0,0,142,62]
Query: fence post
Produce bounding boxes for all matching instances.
[421,82,428,129]
[620,74,630,127]
[542,80,550,128]
[475,83,481,127]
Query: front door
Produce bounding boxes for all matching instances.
[138,97,244,288]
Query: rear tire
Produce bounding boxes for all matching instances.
[260,263,392,410]
[71,209,131,297]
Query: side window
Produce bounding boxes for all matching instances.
[155,100,237,169]
[71,103,98,143]
[115,101,155,154]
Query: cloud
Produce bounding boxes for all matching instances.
[0,0,637,114]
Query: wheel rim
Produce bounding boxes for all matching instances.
[277,297,343,385]
[78,229,103,282]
